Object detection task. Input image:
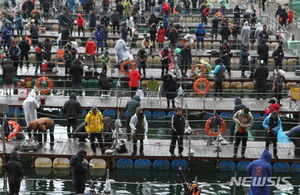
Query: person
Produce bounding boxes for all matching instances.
[73,122,88,144]
[137,47,148,78]
[70,149,91,194]
[130,107,148,156]
[241,21,251,46]
[159,46,173,77]
[2,59,14,96]
[168,28,178,52]
[1,23,12,50]
[254,23,263,47]
[6,151,24,195]
[60,25,70,48]
[148,14,159,26]
[210,59,226,100]
[125,95,141,141]
[63,48,73,76]
[195,22,206,50]
[114,38,133,65]
[149,24,157,48]
[120,23,128,42]
[127,16,135,38]
[98,72,111,95]
[141,36,153,51]
[253,60,269,100]
[211,16,218,39]
[220,45,232,78]
[157,26,166,49]
[170,107,186,157]
[287,10,294,29]
[129,67,142,97]
[95,24,106,53]
[28,118,55,150]
[233,107,253,158]
[179,45,192,77]
[88,11,96,32]
[99,51,110,74]
[29,20,39,46]
[116,1,124,16]
[42,38,52,61]
[262,111,282,159]
[247,149,272,195]
[240,45,250,78]
[279,8,288,27]
[8,41,21,72]
[163,74,177,108]
[35,42,44,75]
[111,10,120,34]
[101,15,110,30]
[85,38,97,56]
[275,5,283,18]
[265,97,280,114]
[258,39,269,66]
[272,69,285,104]
[19,38,31,69]
[229,97,247,142]
[272,45,284,70]
[258,25,269,43]
[69,59,84,96]
[76,14,85,36]
[62,93,82,139]
[85,106,105,155]
[286,125,300,158]
[202,6,210,25]
[14,12,24,35]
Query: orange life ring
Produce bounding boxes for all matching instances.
[173,7,179,14]
[120,60,137,75]
[191,64,206,78]
[205,116,226,136]
[6,121,22,140]
[36,77,53,94]
[193,78,210,95]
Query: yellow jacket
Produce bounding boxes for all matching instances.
[85,110,104,133]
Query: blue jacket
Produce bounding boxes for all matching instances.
[94,27,106,47]
[163,15,169,29]
[262,113,282,134]
[195,23,206,40]
[247,149,272,195]
[1,26,12,45]
[79,0,86,6]
[14,15,24,30]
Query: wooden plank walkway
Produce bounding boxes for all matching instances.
[0,95,298,114]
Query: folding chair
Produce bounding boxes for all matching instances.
[289,86,300,110]
[147,80,161,101]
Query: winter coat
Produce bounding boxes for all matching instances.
[120,24,128,41]
[163,74,177,99]
[241,22,251,45]
[28,118,55,132]
[127,17,135,30]
[162,2,170,15]
[220,25,230,41]
[70,60,84,84]
[233,97,247,114]
[22,90,40,126]
[162,15,169,29]
[76,14,84,27]
[265,103,280,115]
[111,11,120,23]
[85,110,104,133]
[247,149,272,195]
[58,14,67,25]
[1,26,12,45]
[272,49,284,63]
[125,95,141,119]
[6,151,23,184]
[171,113,186,135]
[98,72,111,90]
[210,64,226,83]
[212,17,218,28]
[240,47,249,65]
[179,47,192,65]
[114,39,133,64]
[253,64,269,82]
[254,23,263,45]
[85,41,97,55]
[116,4,124,15]
[60,27,70,41]
[233,109,253,132]
[168,29,178,43]
[157,28,166,43]
[279,10,288,24]
[262,112,282,135]
[220,49,231,66]
[30,24,39,38]
[258,42,269,60]
[95,27,106,47]
[3,63,14,85]
[195,23,206,40]
[18,40,30,55]
[288,10,294,24]
[129,107,148,139]
[148,14,159,25]
[14,15,24,30]
[287,125,300,140]
[149,26,157,40]
[275,7,283,17]
[62,93,82,118]
[129,70,142,87]
[259,30,269,42]
[8,46,21,60]
[70,150,89,186]
[43,41,52,60]
[89,13,96,29]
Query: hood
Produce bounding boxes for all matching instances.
[131,70,140,76]
[259,149,272,163]
[100,72,107,78]
[256,22,262,28]
[77,14,82,18]
[70,92,77,100]
[288,10,293,14]
[9,151,20,161]
[70,149,87,166]
[244,21,249,26]
[28,89,36,98]
[198,23,203,28]
[234,97,242,105]
[87,41,95,47]
[270,111,278,119]
[73,59,82,66]
[135,106,144,115]
[133,95,141,102]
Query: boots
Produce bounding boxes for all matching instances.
[241,148,246,158]
[167,100,170,108]
[274,148,278,159]
[233,147,238,158]
[172,100,176,108]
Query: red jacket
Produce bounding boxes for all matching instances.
[85,41,97,55]
[157,28,166,43]
[77,14,84,27]
[129,70,141,87]
[265,103,280,115]
[162,2,170,15]
[288,10,293,24]
[203,7,210,17]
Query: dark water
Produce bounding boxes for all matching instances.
[0,162,300,194]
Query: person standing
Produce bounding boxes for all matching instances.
[130,107,148,156]
[63,48,73,76]
[211,16,218,39]
[76,14,85,36]
[28,118,55,150]
[18,37,30,69]
[210,58,226,100]
[229,97,247,143]
[8,41,21,72]
[220,24,231,42]
[111,10,120,35]
[272,69,285,104]
[149,24,157,48]
[6,151,24,195]
[14,12,24,35]
[2,59,14,96]
[240,45,250,78]
[70,149,91,194]
[29,20,39,46]
[195,22,206,50]
[170,107,186,157]
[69,59,84,96]
[253,60,269,100]
[257,39,269,65]
[233,107,253,158]
[247,149,272,195]
[159,46,173,77]
[85,106,105,155]
[272,45,284,70]
[125,95,141,141]
[179,45,192,77]
[163,74,177,108]
[262,111,282,159]
[137,47,148,78]
[220,45,232,78]
[241,21,251,46]
[35,42,44,75]
[129,68,142,97]
[62,93,82,139]
[95,25,106,53]
[286,125,300,158]
[157,26,166,49]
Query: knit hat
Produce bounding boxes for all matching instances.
[91,105,97,110]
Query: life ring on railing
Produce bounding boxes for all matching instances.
[36,77,53,94]
[120,60,137,75]
[193,78,210,95]
[191,64,206,78]
[205,116,226,136]
[6,120,22,140]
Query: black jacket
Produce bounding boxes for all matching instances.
[70,60,83,84]
[212,17,218,28]
[116,4,124,15]
[272,49,284,62]
[253,64,269,82]
[98,72,111,90]
[168,29,178,43]
[149,26,157,40]
[6,151,23,184]
[179,47,192,65]
[163,74,177,99]
[19,39,30,55]
[232,97,247,114]
[30,24,39,38]
[70,150,89,186]
[89,13,96,29]
[3,63,14,84]
[171,114,186,135]
[43,41,52,60]
[60,27,70,41]
[62,93,82,118]
[220,26,231,40]
[258,42,269,60]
